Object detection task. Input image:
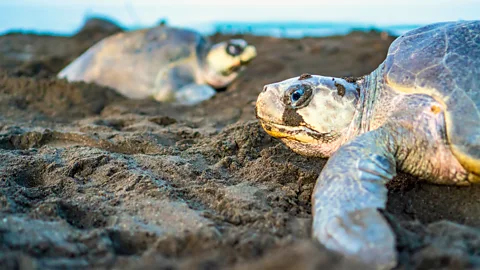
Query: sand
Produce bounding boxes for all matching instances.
[0,20,479,270]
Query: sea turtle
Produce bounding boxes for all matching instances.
[255,20,480,269]
[58,25,257,105]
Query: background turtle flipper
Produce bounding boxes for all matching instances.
[312,129,397,269]
[152,63,213,104]
[173,83,216,105]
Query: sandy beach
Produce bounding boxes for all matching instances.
[0,20,479,270]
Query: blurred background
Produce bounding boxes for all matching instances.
[1,2,480,270]
[1,0,479,38]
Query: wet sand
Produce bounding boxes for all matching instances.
[0,21,479,270]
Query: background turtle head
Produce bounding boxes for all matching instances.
[203,39,257,88]
[255,74,359,157]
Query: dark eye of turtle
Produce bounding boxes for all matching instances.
[285,84,313,108]
[226,44,244,56]
[291,88,304,103]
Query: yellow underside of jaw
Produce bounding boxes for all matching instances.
[261,122,318,144]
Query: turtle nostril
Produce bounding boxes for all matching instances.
[262,86,268,92]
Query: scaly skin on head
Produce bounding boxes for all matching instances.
[256,74,366,158]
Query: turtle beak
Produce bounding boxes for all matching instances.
[227,46,257,74]
[240,45,257,64]
[255,83,284,124]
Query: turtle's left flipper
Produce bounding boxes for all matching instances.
[312,129,398,269]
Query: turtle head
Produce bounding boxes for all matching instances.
[204,39,257,88]
[255,74,360,157]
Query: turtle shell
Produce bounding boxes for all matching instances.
[382,21,480,177]
[58,25,210,99]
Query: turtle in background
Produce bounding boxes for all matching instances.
[58,25,257,105]
[255,20,480,269]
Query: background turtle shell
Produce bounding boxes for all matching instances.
[58,26,210,99]
[383,21,480,177]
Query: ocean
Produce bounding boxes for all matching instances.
[202,21,422,38]
[2,17,423,39]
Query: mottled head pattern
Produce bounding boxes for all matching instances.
[256,74,360,157]
[204,39,257,88]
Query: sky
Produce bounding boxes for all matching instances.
[0,0,479,34]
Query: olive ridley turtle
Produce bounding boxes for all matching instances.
[255,20,480,269]
[58,25,257,105]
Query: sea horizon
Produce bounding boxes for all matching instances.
[2,18,424,38]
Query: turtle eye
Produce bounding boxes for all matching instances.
[226,44,244,56]
[285,84,313,108]
[291,88,304,104]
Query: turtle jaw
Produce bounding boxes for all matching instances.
[257,120,340,158]
[258,121,327,144]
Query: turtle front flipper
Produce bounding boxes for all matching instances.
[312,128,397,269]
[152,62,218,105]
[174,83,216,105]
